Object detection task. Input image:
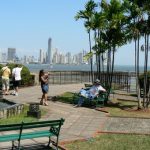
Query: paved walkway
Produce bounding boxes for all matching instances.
[1,84,150,149]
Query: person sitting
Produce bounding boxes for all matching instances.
[75,79,106,107]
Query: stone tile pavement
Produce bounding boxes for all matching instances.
[1,84,150,149]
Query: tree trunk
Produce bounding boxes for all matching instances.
[88,31,93,82]
[137,34,142,109]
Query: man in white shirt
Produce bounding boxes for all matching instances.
[76,79,106,107]
[12,64,23,96]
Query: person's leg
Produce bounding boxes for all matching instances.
[40,85,45,105]
[2,78,6,94]
[43,84,49,106]
[15,81,20,96]
[44,93,48,106]
[5,79,9,95]
[15,86,18,93]
[77,96,84,106]
[40,93,45,105]
[12,81,17,95]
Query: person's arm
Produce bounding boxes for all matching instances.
[98,85,106,92]
[12,69,15,76]
[41,75,49,84]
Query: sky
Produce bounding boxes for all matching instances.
[0,0,149,66]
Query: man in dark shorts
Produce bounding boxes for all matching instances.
[12,64,23,96]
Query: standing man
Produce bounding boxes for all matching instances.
[12,64,23,96]
[1,64,11,95]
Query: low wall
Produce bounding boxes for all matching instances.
[0,99,24,119]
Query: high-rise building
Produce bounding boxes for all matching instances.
[65,52,72,64]
[7,48,16,62]
[0,52,6,62]
[47,38,52,64]
[39,49,44,63]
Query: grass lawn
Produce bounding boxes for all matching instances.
[0,104,47,124]
[65,133,150,150]
[57,92,150,118]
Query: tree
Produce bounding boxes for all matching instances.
[75,0,97,82]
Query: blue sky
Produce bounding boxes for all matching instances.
[0,0,149,66]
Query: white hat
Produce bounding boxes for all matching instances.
[94,79,100,84]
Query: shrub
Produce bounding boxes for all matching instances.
[139,71,150,92]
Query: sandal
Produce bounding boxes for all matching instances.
[44,102,49,106]
[40,100,44,105]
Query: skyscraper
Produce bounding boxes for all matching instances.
[7,48,16,62]
[47,38,52,64]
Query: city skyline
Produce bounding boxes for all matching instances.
[0,0,149,66]
[0,42,90,65]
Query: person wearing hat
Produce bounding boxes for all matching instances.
[75,79,106,107]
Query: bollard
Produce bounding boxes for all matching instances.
[27,103,41,119]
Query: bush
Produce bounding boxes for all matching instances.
[139,71,150,92]
[0,63,34,86]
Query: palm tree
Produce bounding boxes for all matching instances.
[90,10,107,79]
[99,0,128,93]
[75,0,97,83]
[125,0,143,109]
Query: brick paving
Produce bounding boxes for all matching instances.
[1,84,150,149]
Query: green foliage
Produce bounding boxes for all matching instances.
[57,92,75,104]
[83,52,93,61]
[139,71,150,89]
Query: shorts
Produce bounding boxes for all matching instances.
[13,80,20,87]
[41,84,49,94]
[2,78,10,90]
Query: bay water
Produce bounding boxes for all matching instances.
[25,64,149,73]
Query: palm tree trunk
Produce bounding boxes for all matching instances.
[110,46,115,91]
[88,31,93,82]
[135,39,137,91]
[137,34,142,109]
[145,34,149,108]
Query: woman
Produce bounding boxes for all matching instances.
[39,70,49,106]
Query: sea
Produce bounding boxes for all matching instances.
[24,64,150,73]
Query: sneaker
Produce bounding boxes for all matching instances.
[11,91,16,95]
[15,93,18,96]
[73,104,81,108]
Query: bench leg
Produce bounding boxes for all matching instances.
[47,136,52,147]
[12,141,14,150]
[17,140,21,150]
[56,137,59,150]
[12,141,19,150]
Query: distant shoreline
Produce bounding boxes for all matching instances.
[24,64,149,73]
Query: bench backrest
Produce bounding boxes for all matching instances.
[21,118,65,136]
[0,123,22,131]
[0,118,65,136]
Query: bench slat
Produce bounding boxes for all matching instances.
[21,130,54,139]
[0,134,19,142]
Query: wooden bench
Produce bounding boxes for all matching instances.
[0,118,65,150]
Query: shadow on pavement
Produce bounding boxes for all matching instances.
[1,144,59,150]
